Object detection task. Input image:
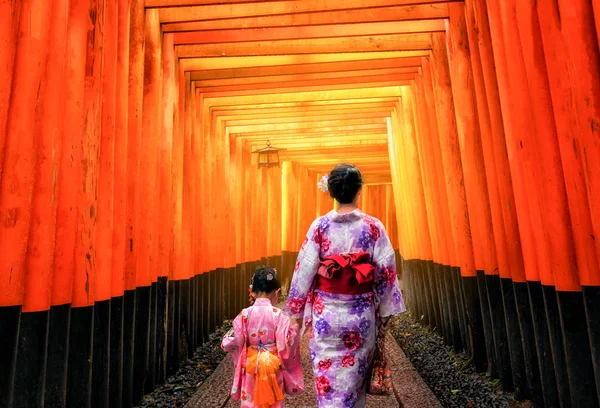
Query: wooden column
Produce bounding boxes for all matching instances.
[0,0,22,186]
[430,31,483,365]
[536,0,600,403]
[446,2,505,383]
[0,0,54,308]
[399,88,433,263]
[112,0,131,304]
[126,0,144,290]
[160,33,175,280]
[46,2,87,407]
[486,0,574,405]
[463,0,525,394]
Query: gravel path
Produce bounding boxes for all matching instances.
[135,322,233,408]
[389,312,532,408]
[136,306,530,408]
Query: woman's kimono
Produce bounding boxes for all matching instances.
[285,209,405,407]
[222,298,304,407]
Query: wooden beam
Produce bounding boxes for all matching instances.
[215,107,393,122]
[196,73,415,93]
[304,163,390,172]
[210,97,399,110]
[223,111,389,127]
[190,58,422,81]
[196,67,419,87]
[172,20,444,45]
[162,4,449,31]
[181,51,429,70]
[199,81,409,98]
[246,137,389,148]
[279,145,389,156]
[235,127,389,139]
[228,117,386,133]
[237,131,389,142]
[157,0,456,23]
[204,86,402,106]
[177,33,432,57]
[211,102,397,116]
[286,153,389,161]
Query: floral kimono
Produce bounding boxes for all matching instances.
[285,209,405,407]
[222,298,304,407]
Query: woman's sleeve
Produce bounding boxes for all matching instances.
[284,219,320,320]
[372,222,406,318]
[275,313,304,396]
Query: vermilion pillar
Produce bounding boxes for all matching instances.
[463,0,530,396]
[0,1,21,185]
[0,0,53,309]
[430,31,485,369]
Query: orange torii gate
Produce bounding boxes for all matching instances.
[1,1,599,408]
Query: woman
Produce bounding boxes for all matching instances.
[285,164,405,407]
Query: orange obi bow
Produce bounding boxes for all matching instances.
[246,343,284,407]
[317,252,375,284]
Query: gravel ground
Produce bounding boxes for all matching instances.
[135,321,233,408]
[389,312,532,408]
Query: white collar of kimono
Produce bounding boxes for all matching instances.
[253,298,273,306]
[327,208,364,223]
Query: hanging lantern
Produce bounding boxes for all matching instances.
[251,140,286,168]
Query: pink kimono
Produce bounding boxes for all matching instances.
[222,298,304,407]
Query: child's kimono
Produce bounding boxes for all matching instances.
[222,298,304,408]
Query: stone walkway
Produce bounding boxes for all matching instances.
[186,329,440,408]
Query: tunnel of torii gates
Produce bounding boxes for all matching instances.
[1,0,600,407]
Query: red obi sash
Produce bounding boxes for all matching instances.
[315,252,375,295]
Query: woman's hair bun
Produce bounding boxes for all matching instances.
[327,164,363,204]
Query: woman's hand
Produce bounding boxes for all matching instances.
[378,316,391,337]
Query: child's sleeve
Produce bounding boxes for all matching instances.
[221,313,246,400]
[222,313,244,359]
[275,312,304,396]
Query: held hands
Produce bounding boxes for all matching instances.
[378,316,391,338]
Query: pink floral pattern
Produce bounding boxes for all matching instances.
[382,266,397,285]
[316,376,332,396]
[343,330,363,351]
[318,359,332,371]
[368,222,380,242]
[341,354,356,368]
[313,294,325,314]
[288,297,306,315]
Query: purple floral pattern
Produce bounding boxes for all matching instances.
[314,318,332,335]
[357,230,373,251]
[350,296,371,316]
[285,209,405,407]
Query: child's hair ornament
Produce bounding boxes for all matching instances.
[266,273,273,281]
[317,174,329,193]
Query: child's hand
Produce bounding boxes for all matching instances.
[290,318,302,329]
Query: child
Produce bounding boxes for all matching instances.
[222,266,304,408]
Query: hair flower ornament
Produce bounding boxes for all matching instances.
[266,273,274,281]
[317,174,329,193]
